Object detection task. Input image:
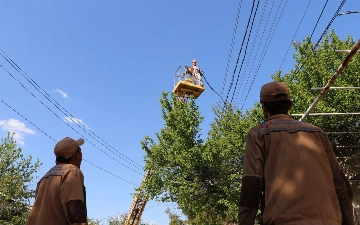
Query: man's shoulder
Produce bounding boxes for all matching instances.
[60,164,83,175]
[248,116,326,139]
[258,115,321,130]
[60,164,85,182]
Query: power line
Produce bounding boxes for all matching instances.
[223,0,258,105]
[0,99,137,186]
[0,62,143,175]
[307,0,329,45]
[279,0,330,75]
[221,0,243,96]
[238,0,343,109]
[239,0,288,110]
[278,0,313,71]
[291,0,347,78]
[144,202,163,210]
[233,0,276,107]
[84,159,137,186]
[0,50,143,171]
[230,0,261,104]
[232,0,269,105]
[313,0,346,50]
[1,99,56,142]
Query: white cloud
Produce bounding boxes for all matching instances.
[0,119,36,145]
[55,89,68,98]
[63,117,90,129]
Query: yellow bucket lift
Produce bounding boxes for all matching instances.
[173,65,205,99]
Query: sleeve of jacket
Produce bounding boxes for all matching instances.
[60,166,88,225]
[239,129,264,225]
[323,136,354,225]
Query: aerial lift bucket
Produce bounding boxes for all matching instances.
[173,66,205,99]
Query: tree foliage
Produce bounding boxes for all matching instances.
[141,93,260,224]
[106,212,150,225]
[141,93,205,219]
[0,132,41,225]
[165,207,186,225]
[107,212,127,225]
[88,217,103,225]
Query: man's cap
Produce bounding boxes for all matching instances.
[54,137,84,159]
[260,81,290,102]
[192,59,197,63]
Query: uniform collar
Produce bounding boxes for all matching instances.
[268,114,293,121]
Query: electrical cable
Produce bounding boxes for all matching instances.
[221,0,243,96]
[230,0,261,104]
[290,0,347,78]
[0,99,137,186]
[308,0,329,41]
[278,0,313,71]
[312,0,347,50]
[239,0,345,110]
[232,0,269,105]
[0,50,142,170]
[0,64,144,175]
[278,0,329,73]
[0,50,143,171]
[0,99,56,142]
[144,202,163,210]
[233,0,276,108]
[201,72,225,104]
[223,0,258,105]
[84,159,137,186]
[239,0,288,110]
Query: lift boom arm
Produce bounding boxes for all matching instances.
[124,171,149,225]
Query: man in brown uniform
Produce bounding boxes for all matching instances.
[26,137,88,225]
[238,81,354,225]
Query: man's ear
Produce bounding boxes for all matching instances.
[261,102,267,112]
[73,151,80,161]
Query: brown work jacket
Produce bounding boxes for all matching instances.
[239,114,354,225]
[26,164,88,225]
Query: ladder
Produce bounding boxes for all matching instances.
[124,170,150,225]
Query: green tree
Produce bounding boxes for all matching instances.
[199,103,261,224]
[108,213,126,225]
[165,207,186,225]
[141,93,205,222]
[141,93,259,224]
[88,217,104,225]
[107,212,150,225]
[0,132,41,225]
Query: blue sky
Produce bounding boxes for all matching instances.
[0,0,359,224]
